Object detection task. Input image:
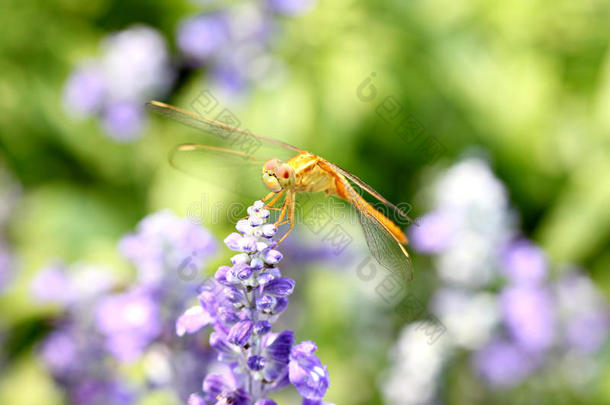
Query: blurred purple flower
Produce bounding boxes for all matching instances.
[555,271,610,354]
[96,289,161,362]
[0,241,14,292]
[31,264,116,305]
[267,0,316,16]
[101,26,173,102]
[474,340,535,387]
[64,25,173,141]
[119,210,216,287]
[63,65,106,116]
[210,64,249,96]
[31,264,72,303]
[410,210,457,254]
[102,101,145,141]
[565,312,610,353]
[501,285,555,352]
[501,239,547,285]
[40,330,78,374]
[177,14,230,64]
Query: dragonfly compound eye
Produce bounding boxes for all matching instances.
[264,158,280,171]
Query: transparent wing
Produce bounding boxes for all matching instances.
[147,101,303,163]
[341,178,414,282]
[169,144,269,199]
[325,160,414,227]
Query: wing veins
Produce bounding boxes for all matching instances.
[325,161,414,224]
[147,101,304,154]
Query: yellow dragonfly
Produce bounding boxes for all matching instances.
[147,100,414,281]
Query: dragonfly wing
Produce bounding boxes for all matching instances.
[341,179,414,282]
[147,101,303,163]
[324,160,414,226]
[169,144,272,200]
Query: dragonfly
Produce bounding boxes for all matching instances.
[147,100,414,281]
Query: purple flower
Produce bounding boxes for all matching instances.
[40,330,78,374]
[64,25,173,141]
[263,330,295,380]
[565,312,609,353]
[96,289,161,361]
[263,248,283,264]
[177,14,230,64]
[30,263,72,304]
[267,0,316,16]
[247,355,266,371]
[176,305,213,336]
[119,210,216,287]
[410,210,457,254]
[289,341,330,400]
[501,285,555,352]
[474,340,535,387]
[181,201,330,403]
[202,374,250,405]
[102,101,144,141]
[263,277,295,296]
[228,320,254,347]
[256,400,278,405]
[63,65,106,116]
[501,239,547,285]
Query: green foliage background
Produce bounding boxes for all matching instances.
[0,0,609,404]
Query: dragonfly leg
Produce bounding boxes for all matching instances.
[262,192,275,202]
[275,198,288,225]
[276,192,295,245]
[264,190,286,210]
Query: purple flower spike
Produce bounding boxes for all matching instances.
[228,320,254,347]
[289,341,330,400]
[181,201,330,403]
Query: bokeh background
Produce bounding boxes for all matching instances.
[1,0,609,404]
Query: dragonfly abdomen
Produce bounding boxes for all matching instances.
[333,175,408,245]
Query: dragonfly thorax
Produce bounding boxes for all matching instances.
[262,158,295,192]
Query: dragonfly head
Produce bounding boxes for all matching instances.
[262,158,295,192]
